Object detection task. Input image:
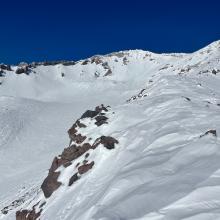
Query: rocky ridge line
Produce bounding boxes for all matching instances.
[16,105,119,220]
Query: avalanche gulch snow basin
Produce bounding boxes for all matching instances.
[0,40,220,220]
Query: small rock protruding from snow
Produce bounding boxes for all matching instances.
[200,129,217,138]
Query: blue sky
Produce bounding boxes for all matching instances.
[0,0,219,64]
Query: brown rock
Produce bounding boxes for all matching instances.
[78,161,95,174]
[69,173,79,186]
[69,133,86,144]
[48,156,71,172]
[61,145,81,161]
[95,115,108,126]
[49,157,61,173]
[61,143,91,162]
[68,124,77,138]
[91,57,102,64]
[63,161,72,168]
[81,143,92,152]
[92,136,119,149]
[41,171,61,198]
[100,136,119,149]
[76,120,86,128]
[16,208,41,220]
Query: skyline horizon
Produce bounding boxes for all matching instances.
[1,38,220,65]
[0,0,219,64]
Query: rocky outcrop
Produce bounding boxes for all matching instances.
[92,136,118,149]
[78,161,95,174]
[68,104,109,145]
[15,62,32,75]
[16,200,43,220]
[16,208,41,220]
[0,64,12,71]
[200,129,217,138]
[68,173,79,186]
[30,60,76,67]
[127,88,147,102]
[79,56,113,77]
[0,69,4,77]
[81,60,90,65]
[80,110,100,119]
[91,56,103,64]
[0,64,11,77]
[16,66,29,74]
[95,115,108,126]
[102,62,112,76]
[1,199,24,215]
[41,171,61,198]
[16,105,118,220]
[42,105,114,198]
[212,69,220,75]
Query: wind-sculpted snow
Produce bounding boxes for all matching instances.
[15,105,118,219]
[0,40,220,219]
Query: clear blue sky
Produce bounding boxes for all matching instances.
[0,0,219,64]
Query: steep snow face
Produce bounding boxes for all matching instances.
[1,40,220,220]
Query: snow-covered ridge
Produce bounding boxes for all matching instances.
[0,40,220,103]
[1,40,220,220]
[16,105,119,220]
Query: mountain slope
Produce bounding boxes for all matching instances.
[1,40,220,220]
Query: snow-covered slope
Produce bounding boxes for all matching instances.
[1,40,220,220]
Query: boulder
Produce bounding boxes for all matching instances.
[200,129,217,137]
[69,173,79,186]
[81,60,89,65]
[100,136,119,149]
[41,171,62,198]
[92,136,118,149]
[95,115,108,126]
[85,153,90,158]
[212,69,217,75]
[61,143,91,161]
[70,133,86,144]
[80,110,99,119]
[68,124,77,139]
[16,66,29,74]
[16,208,41,220]
[95,104,109,112]
[76,119,86,128]
[78,161,95,174]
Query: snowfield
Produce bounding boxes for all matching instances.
[1,40,220,220]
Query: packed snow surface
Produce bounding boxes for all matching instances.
[1,40,220,219]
